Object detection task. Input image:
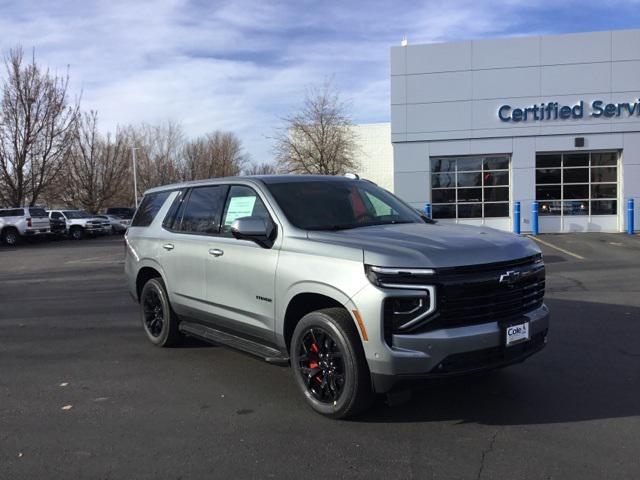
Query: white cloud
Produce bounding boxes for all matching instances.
[0,0,559,161]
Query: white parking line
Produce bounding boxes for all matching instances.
[527,235,585,260]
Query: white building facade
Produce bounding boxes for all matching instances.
[352,123,394,192]
[391,29,640,233]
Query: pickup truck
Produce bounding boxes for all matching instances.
[0,207,51,245]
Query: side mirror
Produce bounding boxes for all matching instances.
[420,214,436,224]
[230,216,276,248]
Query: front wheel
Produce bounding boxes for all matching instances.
[69,227,84,240]
[290,308,374,419]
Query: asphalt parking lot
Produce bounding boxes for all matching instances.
[1,233,639,479]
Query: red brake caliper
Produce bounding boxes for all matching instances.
[308,342,323,385]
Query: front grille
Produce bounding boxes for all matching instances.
[411,257,545,332]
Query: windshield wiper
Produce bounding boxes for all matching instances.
[311,220,416,231]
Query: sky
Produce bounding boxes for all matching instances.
[1,0,640,163]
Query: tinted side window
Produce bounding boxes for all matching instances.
[131,191,171,227]
[221,186,270,233]
[177,186,227,234]
[1,209,23,216]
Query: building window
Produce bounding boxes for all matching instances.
[430,155,510,219]
[535,151,618,216]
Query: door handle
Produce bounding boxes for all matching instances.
[208,248,224,257]
[162,243,174,251]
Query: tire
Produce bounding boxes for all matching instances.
[69,227,84,240]
[290,307,374,419]
[2,228,20,246]
[139,277,182,347]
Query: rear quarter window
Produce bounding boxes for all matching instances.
[131,191,171,227]
[0,209,24,217]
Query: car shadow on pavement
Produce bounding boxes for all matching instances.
[357,298,640,425]
[173,336,214,349]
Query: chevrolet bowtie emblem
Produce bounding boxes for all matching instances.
[499,270,521,284]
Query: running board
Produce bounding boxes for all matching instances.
[179,321,289,365]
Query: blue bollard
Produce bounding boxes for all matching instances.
[513,201,521,234]
[531,201,539,235]
[423,202,432,219]
[628,199,635,235]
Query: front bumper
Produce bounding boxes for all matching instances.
[351,284,550,393]
[85,225,110,234]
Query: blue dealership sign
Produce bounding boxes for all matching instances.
[498,100,640,122]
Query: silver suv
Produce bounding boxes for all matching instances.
[124,175,549,418]
[0,207,51,245]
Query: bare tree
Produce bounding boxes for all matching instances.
[0,46,79,206]
[183,131,248,180]
[59,111,131,213]
[129,121,185,192]
[273,80,359,176]
[243,161,278,175]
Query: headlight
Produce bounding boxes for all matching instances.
[365,265,437,338]
[384,292,435,331]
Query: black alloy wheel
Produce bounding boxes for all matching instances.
[142,287,164,337]
[139,277,182,347]
[291,308,374,419]
[298,327,345,404]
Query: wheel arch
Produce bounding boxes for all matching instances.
[1,225,20,242]
[135,261,168,301]
[281,283,363,353]
[1,225,19,234]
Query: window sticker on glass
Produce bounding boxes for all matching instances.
[224,196,256,226]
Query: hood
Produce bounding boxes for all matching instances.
[307,222,540,268]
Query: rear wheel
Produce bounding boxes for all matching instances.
[1,228,20,246]
[140,277,182,347]
[291,308,374,419]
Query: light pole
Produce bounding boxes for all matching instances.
[131,146,139,208]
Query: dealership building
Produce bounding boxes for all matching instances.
[390,29,640,233]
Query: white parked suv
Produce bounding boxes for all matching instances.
[0,207,51,245]
[48,210,111,240]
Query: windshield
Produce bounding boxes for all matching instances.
[106,208,135,219]
[63,210,92,219]
[28,208,47,218]
[265,179,423,230]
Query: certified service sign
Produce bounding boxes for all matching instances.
[498,100,640,122]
